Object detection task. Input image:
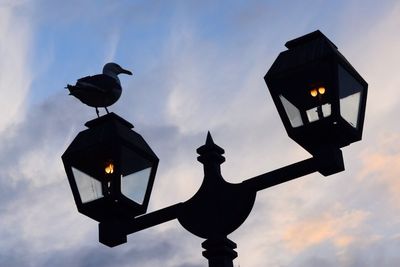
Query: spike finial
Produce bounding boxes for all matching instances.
[205,131,214,146]
[197,132,225,164]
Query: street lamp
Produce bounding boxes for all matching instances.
[265,30,368,157]
[62,30,367,266]
[62,113,158,246]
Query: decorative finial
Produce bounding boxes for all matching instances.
[205,131,214,146]
[197,132,225,164]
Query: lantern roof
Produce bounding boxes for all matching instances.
[266,30,364,85]
[64,113,158,162]
[284,30,337,49]
[85,112,134,129]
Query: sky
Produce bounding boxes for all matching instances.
[0,0,400,266]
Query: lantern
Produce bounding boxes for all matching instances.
[62,113,158,223]
[265,30,368,154]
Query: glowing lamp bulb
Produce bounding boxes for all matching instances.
[310,89,318,97]
[318,87,326,95]
[105,162,114,174]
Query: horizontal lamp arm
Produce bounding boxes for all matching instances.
[124,202,184,235]
[242,157,318,192]
[242,148,344,192]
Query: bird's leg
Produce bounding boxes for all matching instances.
[105,107,109,114]
[96,107,100,118]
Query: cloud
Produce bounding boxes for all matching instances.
[0,1,400,267]
[0,2,33,132]
[347,2,400,123]
[103,30,120,63]
[0,93,195,267]
[0,94,93,258]
[282,204,369,253]
[358,132,400,207]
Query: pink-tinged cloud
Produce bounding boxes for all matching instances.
[282,204,369,253]
[358,132,400,205]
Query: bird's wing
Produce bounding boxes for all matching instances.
[76,75,118,92]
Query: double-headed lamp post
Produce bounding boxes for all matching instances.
[62,30,368,267]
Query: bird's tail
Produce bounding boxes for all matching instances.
[65,84,74,95]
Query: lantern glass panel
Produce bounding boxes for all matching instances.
[279,95,303,128]
[119,146,154,204]
[338,65,363,128]
[121,167,152,204]
[306,103,331,123]
[72,167,103,203]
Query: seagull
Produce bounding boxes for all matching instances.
[66,62,133,117]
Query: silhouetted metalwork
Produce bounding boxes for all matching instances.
[265,30,368,156]
[62,30,368,267]
[178,133,256,239]
[62,113,158,246]
[66,62,132,117]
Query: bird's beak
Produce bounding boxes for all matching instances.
[120,68,133,75]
